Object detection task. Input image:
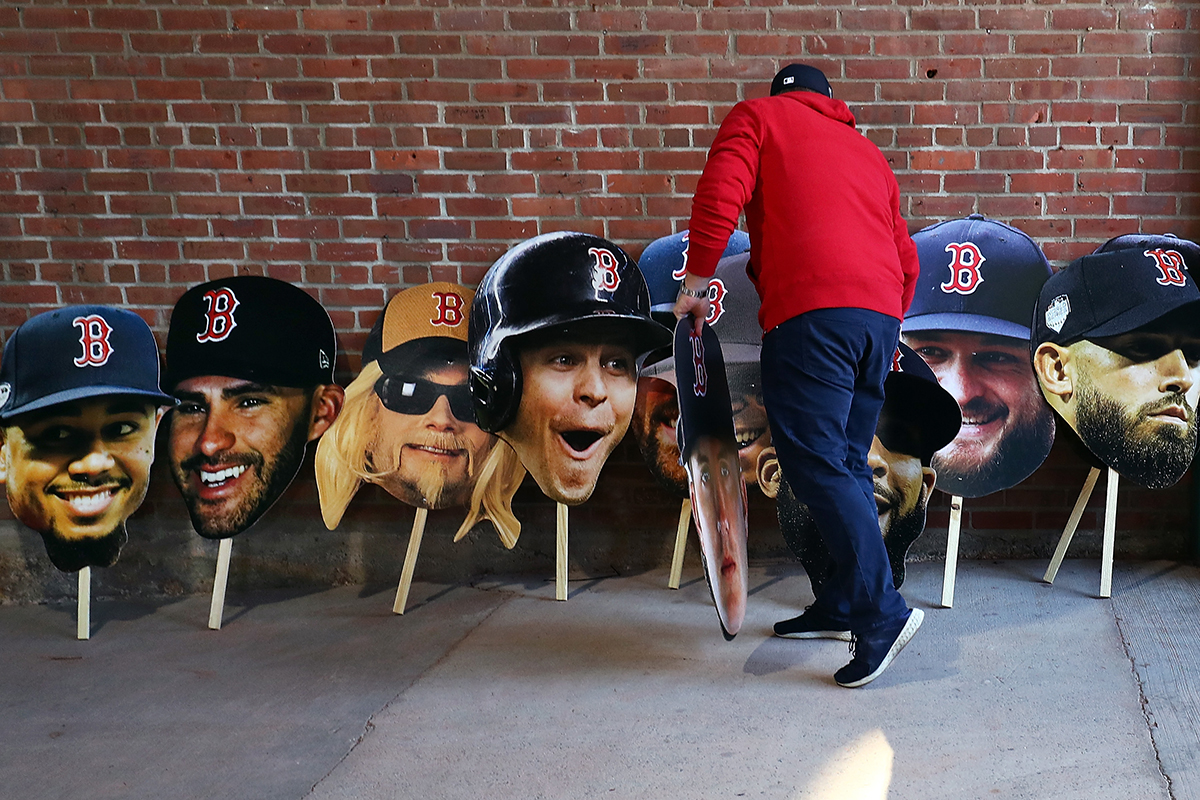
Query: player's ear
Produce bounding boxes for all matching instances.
[921,465,936,497]
[0,432,8,485]
[756,446,781,499]
[1033,342,1073,401]
[307,384,346,441]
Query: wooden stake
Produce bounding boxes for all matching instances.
[393,506,429,615]
[556,503,568,601]
[1100,468,1119,599]
[940,496,964,608]
[668,499,692,590]
[76,566,90,641]
[1043,467,1102,584]
[208,538,232,631]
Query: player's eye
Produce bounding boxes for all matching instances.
[105,421,140,438]
[175,401,205,415]
[914,346,948,363]
[237,396,269,409]
[974,351,1020,368]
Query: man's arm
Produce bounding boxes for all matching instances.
[674,102,762,329]
[888,174,920,316]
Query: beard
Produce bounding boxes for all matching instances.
[177,415,311,539]
[1075,384,1198,490]
[933,397,1056,497]
[40,524,128,572]
[632,400,688,498]
[881,488,929,590]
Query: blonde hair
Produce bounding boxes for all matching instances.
[315,360,526,547]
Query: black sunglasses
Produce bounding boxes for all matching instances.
[374,375,476,424]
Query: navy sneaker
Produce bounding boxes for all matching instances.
[834,608,924,688]
[773,606,852,641]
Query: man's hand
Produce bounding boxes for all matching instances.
[672,274,711,334]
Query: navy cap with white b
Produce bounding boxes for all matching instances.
[903,214,1051,341]
[0,305,175,422]
[639,229,750,325]
[165,276,337,390]
[1033,246,1200,347]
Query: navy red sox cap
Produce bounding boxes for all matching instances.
[1033,245,1200,347]
[0,305,175,422]
[165,276,337,390]
[770,64,833,98]
[903,214,1052,341]
[639,229,751,326]
[1093,231,1200,265]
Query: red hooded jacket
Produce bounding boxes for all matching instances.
[686,91,920,334]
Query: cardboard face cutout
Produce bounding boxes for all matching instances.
[675,319,749,639]
[315,283,502,527]
[468,232,671,506]
[1032,241,1200,489]
[901,215,1055,497]
[0,306,174,572]
[633,250,769,496]
[762,343,959,591]
[165,276,344,539]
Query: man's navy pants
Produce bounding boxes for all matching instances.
[761,307,910,633]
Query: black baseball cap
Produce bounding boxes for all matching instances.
[0,305,175,422]
[771,64,832,98]
[904,214,1052,341]
[1033,247,1200,347]
[673,319,736,461]
[884,342,962,464]
[1093,231,1200,265]
[165,276,337,390]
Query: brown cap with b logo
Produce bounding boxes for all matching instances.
[363,283,475,374]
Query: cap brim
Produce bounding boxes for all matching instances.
[902,312,1031,341]
[0,386,177,422]
[1080,297,1200,341]
[517,305,673,359]
[883,375,963,458]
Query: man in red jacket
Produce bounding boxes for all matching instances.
[673,63,923,687]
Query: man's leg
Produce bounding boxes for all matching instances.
[761,308,908,633]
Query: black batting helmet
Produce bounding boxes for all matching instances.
[468,231,672,433]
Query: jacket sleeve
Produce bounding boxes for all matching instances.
[686,103,762,278]
[889,173,920,316]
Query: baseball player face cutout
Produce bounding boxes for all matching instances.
[1035,310,1200,490]
[688,434,749,633]
[170,378,342,538]
[504,324,639,506]
[903,330,1054,496]
[1,399,165,571]
[632,373,688,496]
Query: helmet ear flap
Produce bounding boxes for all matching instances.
[469,344,522,434]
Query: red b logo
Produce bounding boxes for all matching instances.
[891,346,904,373]
[1145,249,1188,287]
[705,278,728,325]
[431,291,465,326]
[690,330,708,398]
[940,242,987,295]
[196,288,240,343]
[590,247,622,292]
[672,232,690,281]
[73,315,113,367]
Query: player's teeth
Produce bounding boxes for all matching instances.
[67,490,112,514]
[200,465,248,485]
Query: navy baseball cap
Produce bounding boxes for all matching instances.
[640,229,751,325]
[771,64,832,98]
[0,305,175,422]
[885,342,962,464]
[165,276,337,390]
[1093,231,1200,264]
[1033,246,1200,347]
[904,214,1052,341]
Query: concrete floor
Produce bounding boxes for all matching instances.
[2,558,1196,800]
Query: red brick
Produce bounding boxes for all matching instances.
[303,9,368,30]
[332,35,396,56]
[231,9,298,31]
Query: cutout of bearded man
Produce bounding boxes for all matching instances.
[469,232,672,507]
[165,276,344,539]
[0,306,175,571]
[632,229,751,497]
[759,343,961,609]
[316,283,523,545]
[902,215,1056,498]
[1032,236,1200,490]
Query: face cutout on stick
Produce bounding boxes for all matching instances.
[1032,242,1200,490]
[468,232,671,507]
[902,215,1055,497]
[0,306,175,572]
[165,276,343,539]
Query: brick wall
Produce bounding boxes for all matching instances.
[1,0,1197,598]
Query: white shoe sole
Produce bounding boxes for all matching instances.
[774,628,853,642]
[837,608,924,688]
